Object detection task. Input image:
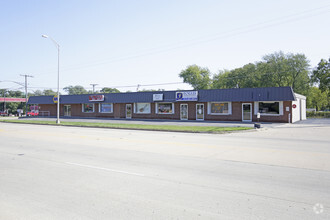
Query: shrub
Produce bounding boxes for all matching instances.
[307,111,330,118]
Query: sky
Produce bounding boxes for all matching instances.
[1,0,330,94]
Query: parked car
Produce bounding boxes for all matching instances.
[0,111,8,116]
[27,111,39,116]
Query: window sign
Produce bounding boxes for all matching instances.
[99,103,113,113]
[82,103,94,113]
[135,103,151,114]
[153,94,163,101]
[89,95,104,102]
[176,91,198,101]
[210,102,229,114]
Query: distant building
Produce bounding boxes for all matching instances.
[27,87,306,123]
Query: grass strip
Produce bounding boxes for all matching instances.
[0,119,252,133]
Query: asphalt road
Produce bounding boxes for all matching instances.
[0,120,329,219]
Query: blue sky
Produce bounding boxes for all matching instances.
[1,0,330,93]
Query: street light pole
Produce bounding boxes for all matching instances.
[42,34,60,124]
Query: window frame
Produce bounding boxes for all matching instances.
[207,102,232,115]
[156,102,175,114]
[82,103,95,113]
[134,103,151,114]
[98,103,113,113]
[254,101,283,116]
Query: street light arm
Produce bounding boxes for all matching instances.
[42,34,60,49]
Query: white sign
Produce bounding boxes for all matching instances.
[153,94,163,101]
[176,91,198,101]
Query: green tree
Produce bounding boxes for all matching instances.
[312,58,330,93]
[212,51,310,94]
[212,64,262,89]
[43,89,57,96]
[100,87,121,93]
[63,85,88,95]
[179,65,211,90]
[306,87,328,111]
[32,90,43,96]
[259,51,310,94]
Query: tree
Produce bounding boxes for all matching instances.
[63,85,88,95]
[43,89,57,96]
[137,89,165,92]
[100,87,121,93]
[212,51,310,94]
[179,65,211,90]
[212,64,262,89]
[259,51,310,94]
[306,87,328,111]
[32,90,43,96]
[312,58,330,93]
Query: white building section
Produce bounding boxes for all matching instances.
[292,93,307,123]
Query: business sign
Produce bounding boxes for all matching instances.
[176,91,198,101]
[0,98,26,102]
[153,94,163,101]
[53,96,58,103]
[292,104,297,108]
[89,95,104,102]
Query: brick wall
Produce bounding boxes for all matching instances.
[38,101,292,123]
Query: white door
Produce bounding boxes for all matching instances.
[196,104,204,120]
[64,105,71,116]
[242,103,252,122]
[126,104,132,119]
[180,104,188,120]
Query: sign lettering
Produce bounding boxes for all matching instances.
[89,95,104,102]
[176,91,198,101]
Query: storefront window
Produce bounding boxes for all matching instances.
[258,102,279,114]
[156,103,174,114]
[99,103,113,113]
[135,103,151,114]
[209,102,229,114]
[82,103,94,113]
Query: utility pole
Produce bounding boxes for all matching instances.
[20,74,33,115]
[3,89,6,114]
[90,84,98,93]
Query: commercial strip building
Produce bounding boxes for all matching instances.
[27,87,306,123]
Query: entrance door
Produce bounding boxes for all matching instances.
[64,105,71,116]
[196,104,204,120]
[242,103,252,122]
[180,104,188,120]
[126,104,132,119]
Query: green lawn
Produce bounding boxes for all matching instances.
[0,119,252,133]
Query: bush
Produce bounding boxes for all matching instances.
[307,111,330,118]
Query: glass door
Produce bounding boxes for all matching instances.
[242,103,252,122]
[126,104,132,119]
[196,104,204,120]
[64,105,71,117]
[180,104,188,120]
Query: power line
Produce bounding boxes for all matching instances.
[33,4,330,75]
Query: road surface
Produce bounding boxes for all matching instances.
[0,120,329,219]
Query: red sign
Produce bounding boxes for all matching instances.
[89,95,104,102]
[0,98,26,102]
[292,104,297,108]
